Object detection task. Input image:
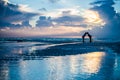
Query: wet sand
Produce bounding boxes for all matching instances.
[0,41,119,61]
[0,40,120,80]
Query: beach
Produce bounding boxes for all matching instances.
[0,38,120,80]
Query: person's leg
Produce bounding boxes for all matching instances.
[90,37,92,43]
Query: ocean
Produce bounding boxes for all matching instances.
[0,38,120,80]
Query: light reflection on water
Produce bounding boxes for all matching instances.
[0,51,119,80]
[79,52,105,74]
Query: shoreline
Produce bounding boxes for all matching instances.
[0,41,119,61]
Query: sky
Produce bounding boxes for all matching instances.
[0,0,120,39]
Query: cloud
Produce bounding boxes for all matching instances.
[48,0,60,3]
[36,8,86,27]
[90,0,115,5]
[0,0,38,28]
[39,8,47,11]
[90,0,116,22]
[0,26,85,37]
[53,15,86,27]
[52,9,104,28]
[36,16,53,27]
[36,8,104,28]
[89,0,120,39]
[0,21,14,28]
[22,21,32,27]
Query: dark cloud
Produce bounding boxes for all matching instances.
[0,21,23,28]
[39,8,47,11]
[0,0,38,28]
[22,21,31,27]
[48,0,60,3]
[36,16,53,27]
[61,10,71,16]
[0,21,14,28]
[53,15,86,27]
[89,0,120,39]
[90,0,115,5]
[90,0,116,22]
[52,10,86,27]
[36,10,86,27]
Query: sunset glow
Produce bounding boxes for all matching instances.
[0,0,120,38]
[83,10,106,27]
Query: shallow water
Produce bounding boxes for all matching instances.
[0,39,120,80]
[0,51,120,80]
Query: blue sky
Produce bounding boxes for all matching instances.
[9,0,120,12]
[9,0,120,11]
[10,0,91,10]
[0,0,120,38]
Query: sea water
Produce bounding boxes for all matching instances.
[0,38,120,80]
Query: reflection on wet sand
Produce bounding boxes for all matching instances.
[81,52,105,74]
[113,55,120,80]
[0,51,117,80]
[0,62,9,80]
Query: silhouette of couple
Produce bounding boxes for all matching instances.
[82,32,92,43]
